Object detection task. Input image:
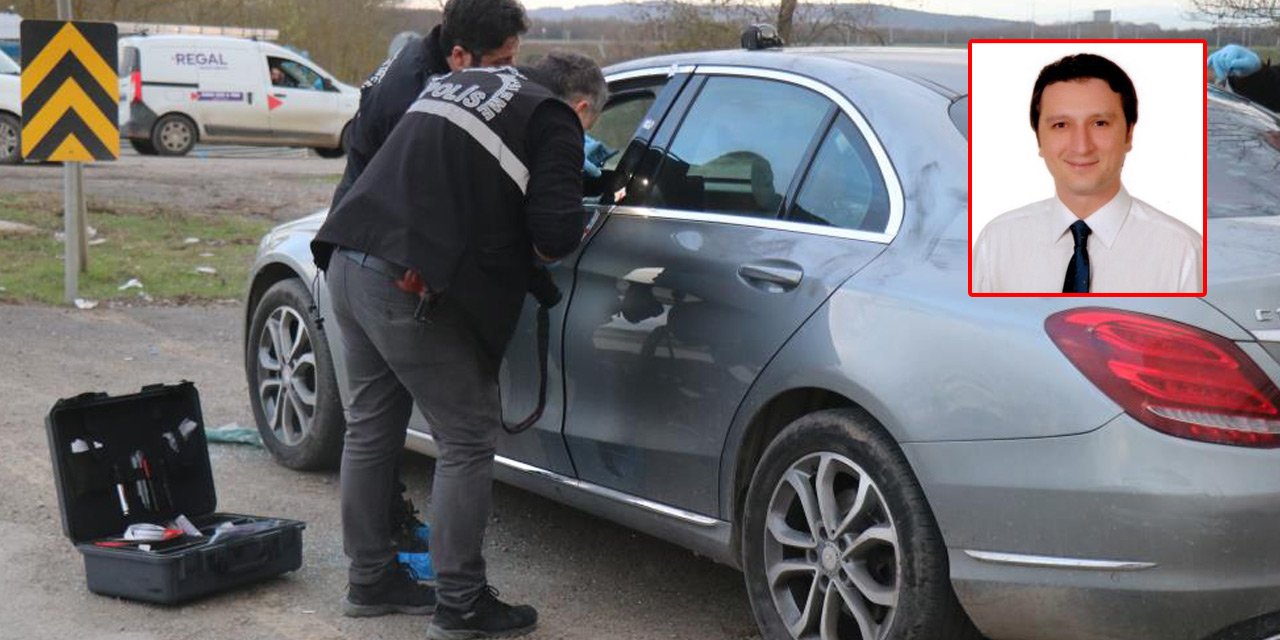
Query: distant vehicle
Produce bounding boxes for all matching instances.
[117,35,357,157]
[0,47,19,164]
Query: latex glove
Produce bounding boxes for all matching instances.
[583,134,616,178]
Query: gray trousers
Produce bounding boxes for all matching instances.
[327,249,501,610]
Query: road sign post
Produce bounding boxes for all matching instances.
[21,5,119,303]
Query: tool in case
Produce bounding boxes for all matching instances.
[46,381,305,604]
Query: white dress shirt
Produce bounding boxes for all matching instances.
[973,187,1203,293]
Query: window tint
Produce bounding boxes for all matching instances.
[640,76,830,218]
[949,96,968,139]
[789,115,891,233]
[1208,90,1280,218]
[0,48,18,75]
[592,92,655,172]
[271,57,327,91]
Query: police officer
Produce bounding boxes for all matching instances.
[312,52,607,639]
[329,0,530,603]
[332,0,528,211]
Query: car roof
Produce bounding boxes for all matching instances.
[604,46,967,98]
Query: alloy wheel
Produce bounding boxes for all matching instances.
[255,305,318,447]
[763,452,900,640]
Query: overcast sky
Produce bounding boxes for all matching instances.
[406,0,1214,29]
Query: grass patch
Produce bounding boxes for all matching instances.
[0,193,273,305]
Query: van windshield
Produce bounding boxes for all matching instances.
[0,49,18,75]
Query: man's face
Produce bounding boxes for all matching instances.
[447,36,520,71]
[1036,77,1133,203]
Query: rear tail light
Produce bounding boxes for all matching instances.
[1046,308,1280,448]
[130,70,142,103]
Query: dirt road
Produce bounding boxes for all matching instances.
[0,147,761,639]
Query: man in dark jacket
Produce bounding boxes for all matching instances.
[313,52,606,639]
[331,0,527,211]
[329,0,529,595]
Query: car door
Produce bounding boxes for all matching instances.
[493,69,692,476]
[266,55,340,144]
[195,46,270,138]
[559,68,904,516]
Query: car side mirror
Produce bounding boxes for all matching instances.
[322,78,336,92]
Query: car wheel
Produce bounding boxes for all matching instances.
[129,137,158,156]
[742,409,982,640]
[152,113,196,156]
[1207,612,1280,640]
[314,122,348,158]
[246,278,345,470]
[0,113,21,165]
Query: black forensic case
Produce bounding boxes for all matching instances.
[46,381,305,604]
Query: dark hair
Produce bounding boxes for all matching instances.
[531,50,608,113]
[1029,53,1137,134]
[440,0,529,58]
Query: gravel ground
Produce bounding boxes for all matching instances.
[0,150,762,640]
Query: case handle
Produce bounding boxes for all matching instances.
[209,538,273,575]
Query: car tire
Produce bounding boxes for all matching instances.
[314,122,349,158]
[0,112,21,165]
[1207,612,1280,640]
[246,278,345,470]
[129,137,158,156]
[742,409,983,640]
[152,113,196,156]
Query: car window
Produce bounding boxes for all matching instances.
[0,48,17,75]
[270,57,327,91]
[949,96,967,139]
[592,92,656,172]
[639,76,830,218]
[1208,89,1280,218]
[788,115,891,233]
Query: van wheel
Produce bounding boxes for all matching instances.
[0,113,21,164]
[129,138,158,156]
[314,122,348,158]
[741,409,984,640]
[152,114,196,156]
[314,145,344,159]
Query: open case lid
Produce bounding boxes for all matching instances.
[45,382,217,543]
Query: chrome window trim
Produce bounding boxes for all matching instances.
[685,64,905,244]
[1253,329,1280,342]
[606,64,696,83]
[610,205,895,243]
[964,549,1157,571]
[406,429,723,528]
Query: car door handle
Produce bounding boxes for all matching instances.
[738,261,803,291]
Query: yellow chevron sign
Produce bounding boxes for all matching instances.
[20,20,119,162]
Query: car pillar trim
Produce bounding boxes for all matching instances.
[964,549,1158,571]
[405,430,723,527]
[691,64,906,242]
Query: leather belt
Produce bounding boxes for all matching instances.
[336,247,408,281]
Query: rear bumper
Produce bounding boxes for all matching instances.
[903,415,1280,640]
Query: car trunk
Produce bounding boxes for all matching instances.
[1204,215,1280,366]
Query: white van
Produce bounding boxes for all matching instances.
[0,47,20,164]
[118,35,358,157]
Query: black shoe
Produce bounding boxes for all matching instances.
[426,585,538,639]
[343,563,437,617]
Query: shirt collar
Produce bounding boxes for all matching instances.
[1050,187,1132,249]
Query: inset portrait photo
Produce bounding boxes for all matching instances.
[969,40,1207,296]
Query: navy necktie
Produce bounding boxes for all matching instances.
[1062,220,1091,293]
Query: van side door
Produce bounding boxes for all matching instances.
[195,45,270,140]
[265,55,341,146]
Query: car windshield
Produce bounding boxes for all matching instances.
[0,49,18,75]
[1208,87,1280,218]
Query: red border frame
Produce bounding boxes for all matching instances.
[966,39,1209,298]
